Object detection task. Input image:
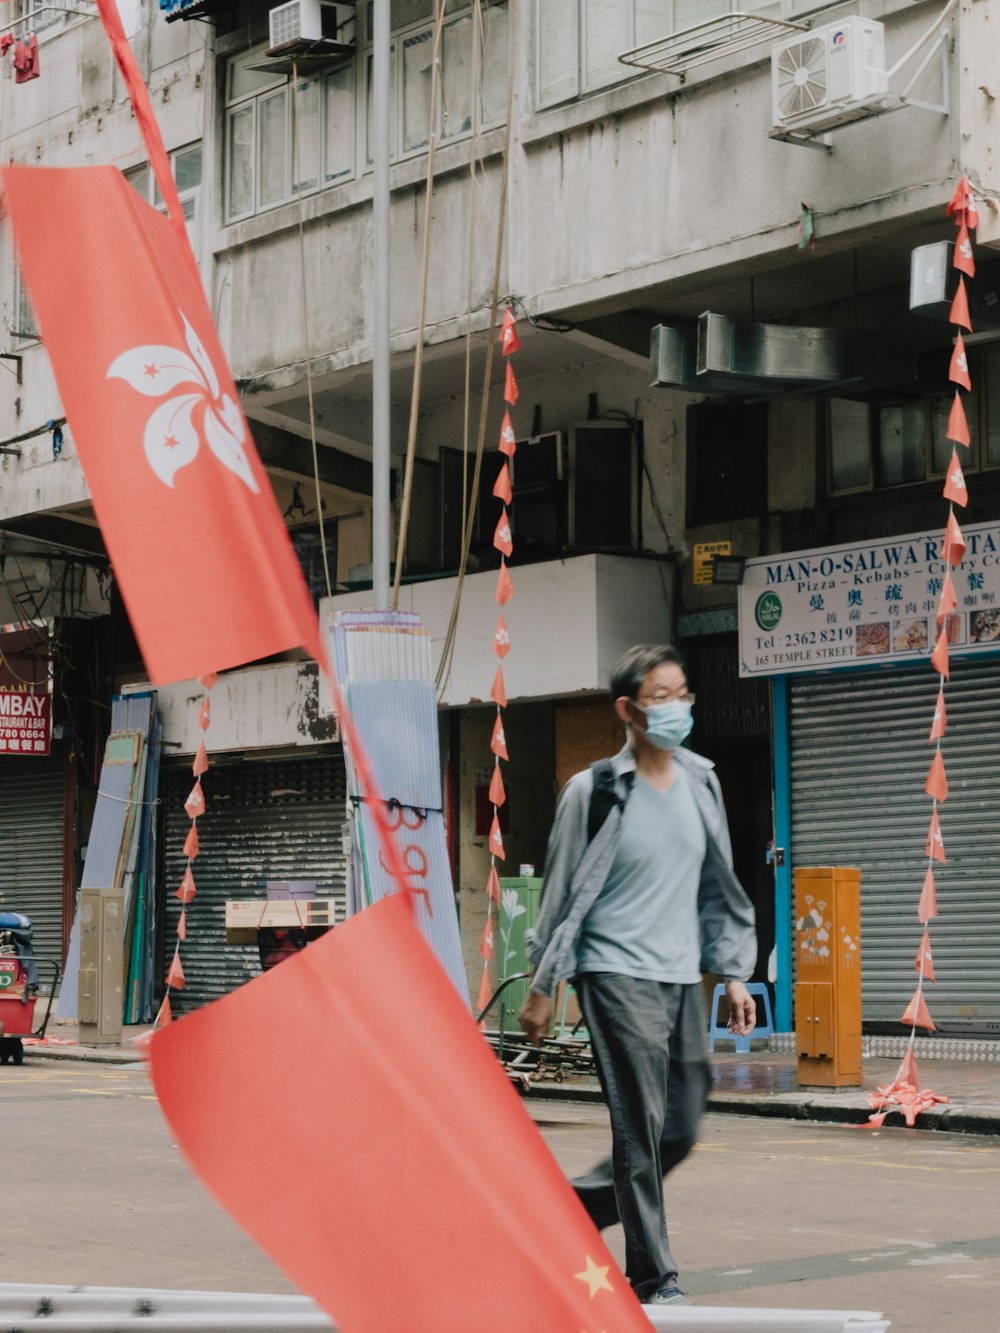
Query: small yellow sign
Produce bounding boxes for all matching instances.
[692,541,732,585]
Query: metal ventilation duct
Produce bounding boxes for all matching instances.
[650,314,916,396]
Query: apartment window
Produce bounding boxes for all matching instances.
[124,144,203,256]
[11,266,39,344]
[827,393,970,495]
[535,1,837,108]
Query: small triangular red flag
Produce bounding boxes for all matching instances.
[898,1044,920,1090]
[490,712,509,761]
[177,908,188,943]
[936,571,957,625]
[929,685,947,742]
[493,615,510,660]
[489,812,505,861]
[946,391,970,446]
[901,986,936,1031]
[192,740,209,777]
[493,507,513,558]
[165,951,186,991]
[930,629,949,680]
[943,449,968,507]
[918,866,939,924]
[915,929,936,983]
[198,696,211,730]
[175,867,197,904]
[504,360,519,406]
[492,461,512,505]
[475,961,492,1025]
[479,916,494,961]
[498,410,517,458]
[499,307,521,357]
[184,779,205,820]
[485,865,501,906]
[490,667,507,708]
[953,222,975,277]
[925,748,948,803]
[496,561,515,606]
[197,671,219,692]
[925,809,946,863]
[949,276,972,332]
[949,333,972,390]
[183,823,200,860]
[488,763,506,808]
[946,176,979,229]
[943,511,966,566]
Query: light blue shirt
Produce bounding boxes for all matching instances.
[575,768,707,983]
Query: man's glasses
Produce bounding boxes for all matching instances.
[636,692,696,707]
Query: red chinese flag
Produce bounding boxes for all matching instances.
[954,223,976,278]
[930,629,949,680]
[901,986,936,1032]
[925,809,946,863]
[925,748,948,803]
[949,276,972,332]
[485,865,501,906]
[499,307,522,357]
[498,410,517,458]
[946,392,970,447]
[496,561,515,606]
[936,571,957,625]
[918,866,939,924]
[490,666,507,708]
[489,812,506,860]
[493,615,511,660]
[949,333,972,390]
[0,166,321,685]
[488,763,506,808]
[150,898,653,1333]
[943,511,967,566]
[915,928,936,983]
[504,359,519,406]
[929,685,947,742]
[490,713,509,761]
[942,449,968,507]
[493,506,513,558]
[492,461,513,505]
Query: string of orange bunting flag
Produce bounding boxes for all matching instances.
[863,177,979,1129]
[476,306,521,1019]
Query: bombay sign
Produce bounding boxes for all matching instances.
[738,519,1000,677]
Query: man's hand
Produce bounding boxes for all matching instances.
[725,980,757,1037]
[519,990,553,1044]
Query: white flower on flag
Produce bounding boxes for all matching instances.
[107,313,259,492]
[956,352,968,374]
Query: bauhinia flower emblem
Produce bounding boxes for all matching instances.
[107,313,258,492]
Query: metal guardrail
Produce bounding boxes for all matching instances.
[0,1284,336,1330]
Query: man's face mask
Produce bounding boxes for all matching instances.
[633,698,693,751]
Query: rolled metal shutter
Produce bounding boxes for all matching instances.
[163,751,347,1012]
[789,657,1000,1031]
[0,752,66,971]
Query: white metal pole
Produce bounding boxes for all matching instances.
[372,0,391,610]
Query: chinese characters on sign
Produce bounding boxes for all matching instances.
[0,625,52,755]
[738,521,1000,677]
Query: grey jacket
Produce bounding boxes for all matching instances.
[525,743,756,996]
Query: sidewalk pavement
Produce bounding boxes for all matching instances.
[19,1023,1000,1136]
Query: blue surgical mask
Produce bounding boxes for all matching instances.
[635,699,693,751]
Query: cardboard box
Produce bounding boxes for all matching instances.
[224,899,337,943]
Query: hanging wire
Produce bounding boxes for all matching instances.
[436,0,520,695]
[291,56,333,599]
[391,0,449,608]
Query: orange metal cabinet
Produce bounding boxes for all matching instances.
[794,867,862,1087]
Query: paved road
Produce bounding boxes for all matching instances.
[4,1063,999,1329]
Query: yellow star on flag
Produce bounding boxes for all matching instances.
[574,1255,614,1299]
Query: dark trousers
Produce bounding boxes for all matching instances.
[572,974,710,1299]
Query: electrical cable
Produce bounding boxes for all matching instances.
[391,0,448,609]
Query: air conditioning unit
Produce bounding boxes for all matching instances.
[268,0,355,54]
[772,17,888,135]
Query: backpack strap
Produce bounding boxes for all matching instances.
[587,758,633,843]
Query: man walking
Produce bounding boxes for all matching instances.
[519,644,757,1307]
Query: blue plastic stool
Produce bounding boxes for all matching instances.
[708,982,774,1053]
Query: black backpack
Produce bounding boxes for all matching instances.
[587,758,633,843]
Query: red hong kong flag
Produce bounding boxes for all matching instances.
[149,897,653,1333]
[0,166,321,685]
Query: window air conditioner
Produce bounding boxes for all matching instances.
[771,17,888,136]
[268,0,355,54]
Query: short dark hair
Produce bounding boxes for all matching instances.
[610,644,685,701]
